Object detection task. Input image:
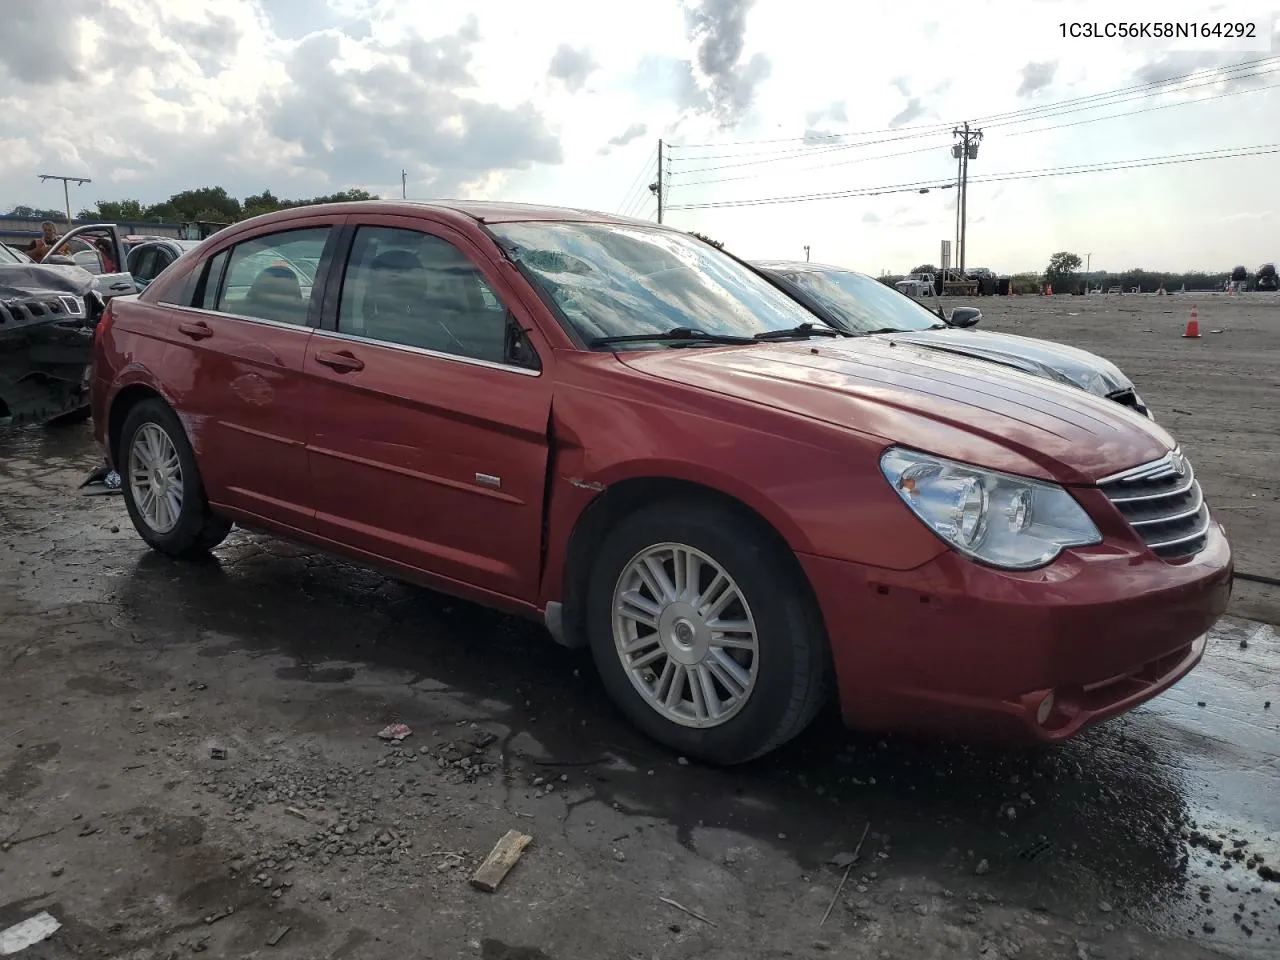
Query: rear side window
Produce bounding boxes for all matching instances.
[207,228,330,326]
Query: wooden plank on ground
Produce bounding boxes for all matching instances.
[470,830,532,892]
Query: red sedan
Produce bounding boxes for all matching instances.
[90,201,1232,764]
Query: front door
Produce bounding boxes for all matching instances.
[44,224,134,299]
[304,218,552,603]
[162,220,341,532]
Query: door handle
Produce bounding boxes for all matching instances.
[178,320,213,340]
[314,349,364,373]
[109,282,133,292]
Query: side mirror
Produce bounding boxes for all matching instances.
[41,255,78,267]
[948,306,982,328]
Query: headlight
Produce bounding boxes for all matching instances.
[879,448,1102,569]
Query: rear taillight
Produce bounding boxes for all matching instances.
[94,298,115,343]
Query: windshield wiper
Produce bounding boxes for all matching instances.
[753,321,846,341]
[590,326,756,347]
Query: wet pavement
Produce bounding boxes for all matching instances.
[2,422,1278,960]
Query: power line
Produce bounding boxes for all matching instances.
[666,143,1280,211]
[616,144,658,216]
[672,55,1280,151]
[667,75,1279,191]
[668,62,1280,178]
[1002,79,1280,137]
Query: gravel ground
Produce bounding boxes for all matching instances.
[1,294,1278,959]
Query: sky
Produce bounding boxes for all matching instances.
[1,0,1277,274]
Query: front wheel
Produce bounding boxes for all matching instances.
[586,500,829,765]
[119,399,231,558]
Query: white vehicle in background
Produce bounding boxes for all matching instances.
[895,271,937,298]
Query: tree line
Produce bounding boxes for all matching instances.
[5,186,379,227]
[890,250,1263,294]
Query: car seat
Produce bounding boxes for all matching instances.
[243,264,306,325]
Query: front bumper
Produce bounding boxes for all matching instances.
[800,521,1232,742]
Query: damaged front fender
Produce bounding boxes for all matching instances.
[0,264,105,428]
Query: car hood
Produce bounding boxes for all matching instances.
[617,338,1173,485]
[882,328,1133,396]
[0,262,96,299]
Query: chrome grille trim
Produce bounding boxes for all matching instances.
[1098,448,1210,561]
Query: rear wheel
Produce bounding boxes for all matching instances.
[119,399,231,558]
[587,499,828,765]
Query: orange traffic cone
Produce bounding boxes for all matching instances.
[1182,305,1201,338]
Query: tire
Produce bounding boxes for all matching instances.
[586,499,829,765]
[119,399,231,558]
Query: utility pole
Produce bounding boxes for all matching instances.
[38,173,91,228]
[1085,252,1092,276]
[649,139,665,224]
[953,146,962,278]
[804,245,810,262]
[401,170,407,199]
[951,124,982,275]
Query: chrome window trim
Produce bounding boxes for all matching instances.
[312,328,541,378]
[178,304,314,333]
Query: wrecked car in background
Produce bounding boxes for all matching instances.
[0,241,106,426]
[0,223,192,428]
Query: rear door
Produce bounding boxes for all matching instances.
[163,218,343,532]
[304,216,552,602]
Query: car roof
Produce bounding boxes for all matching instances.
[248,199,664,229]
[752,259,867,276]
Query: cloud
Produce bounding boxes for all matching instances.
[683,0,771,126]
[169,13,243,75]
[0,2,96,84]
[889,98,926,128]
[634,55,712,113]
[261,22,562,195]
[1133,50,1279,92]
[256,0,369,41]
[547,43,597,93]
[599,122,649,154]
[1218,210,1273,223]
[802,101,847,143]
[861,211,881,224]
[1016,61,1057,98]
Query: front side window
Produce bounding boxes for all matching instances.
[489,222,825,348]
[216,228,330,326]
[337,226,519,367]
[775,268,945,334]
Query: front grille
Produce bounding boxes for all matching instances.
[1098,449,1211,561]
[0,296,81,328]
